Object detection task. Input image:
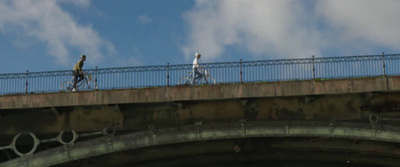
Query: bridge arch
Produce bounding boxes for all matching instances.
[1,121,400,167]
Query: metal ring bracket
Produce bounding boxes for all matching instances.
[102,127,116,136]
[57,130,78,145]
[11,132,39,157]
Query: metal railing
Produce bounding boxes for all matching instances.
[1,53,399,95]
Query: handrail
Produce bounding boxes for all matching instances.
[1,53,399,95]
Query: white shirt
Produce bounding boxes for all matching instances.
[193,58,199,69]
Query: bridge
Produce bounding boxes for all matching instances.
[1,54,400,167]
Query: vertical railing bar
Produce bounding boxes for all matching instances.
[95,66,98,90]
[25,70,29,94]
[312,56,315,80]
[167,63,170,87]
[274,64,276,81]
[382,52,386,76]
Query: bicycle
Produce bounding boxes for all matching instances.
[60,73,93,91]
[177,69,216,85]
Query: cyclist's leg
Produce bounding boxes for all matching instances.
[195,69,204,84]
[78,73,84,82]
[192,68,196,85]
[195,69,202,79]
[72,71,78,89]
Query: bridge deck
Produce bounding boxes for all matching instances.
[1,76,399,109]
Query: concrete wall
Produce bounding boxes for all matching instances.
[1,76,400,110]
[1,76,400,135]
[2,76,400,166]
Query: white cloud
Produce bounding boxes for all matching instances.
[59,0,90,7]
[113,56,142,67]
[182,0,400,61]
[112,46,143,67]
[0,0,115,66]
[316,0,400,49]
[137,15,152,25]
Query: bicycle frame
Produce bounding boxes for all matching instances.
[60,74,92,92]
[75,77,88,88]
[75,75,91,89]
[177,69,216,85]
[194,70,208,83]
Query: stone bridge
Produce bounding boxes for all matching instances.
[1,76,400,167]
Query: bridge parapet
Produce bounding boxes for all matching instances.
[0,76,400,136]
[1,76,400,109]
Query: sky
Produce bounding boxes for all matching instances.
[0,0,399,73]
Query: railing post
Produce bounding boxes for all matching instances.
[25,70,29,94]
[167,62,170,87]
[382,52,386,76]
[240,59,243,83]
[95,66,98,90]
[312,55,315,80]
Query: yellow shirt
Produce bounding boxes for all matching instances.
[73,60,84,71]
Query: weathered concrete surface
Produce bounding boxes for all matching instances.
[1,76,399,110]
[1,76,400,135]
[0,106,123,135]
[2,76,400,166]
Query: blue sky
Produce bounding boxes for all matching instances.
[0,0,399,73]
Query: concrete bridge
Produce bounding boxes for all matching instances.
[1,75,400,166]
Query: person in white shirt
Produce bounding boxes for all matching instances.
[192,53,202,85]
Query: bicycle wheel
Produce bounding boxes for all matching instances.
[78,80,91,90]
[207,76,216,84]
[60,81,74,92]
[177,77,192,85]
[86,75,93,89]
[199,76,216,85]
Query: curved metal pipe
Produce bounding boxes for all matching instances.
[1,121,400,167]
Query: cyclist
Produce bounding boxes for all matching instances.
[192,53,203,85]
[72,55,86,91]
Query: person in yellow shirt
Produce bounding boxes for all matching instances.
[72,55,86,91]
